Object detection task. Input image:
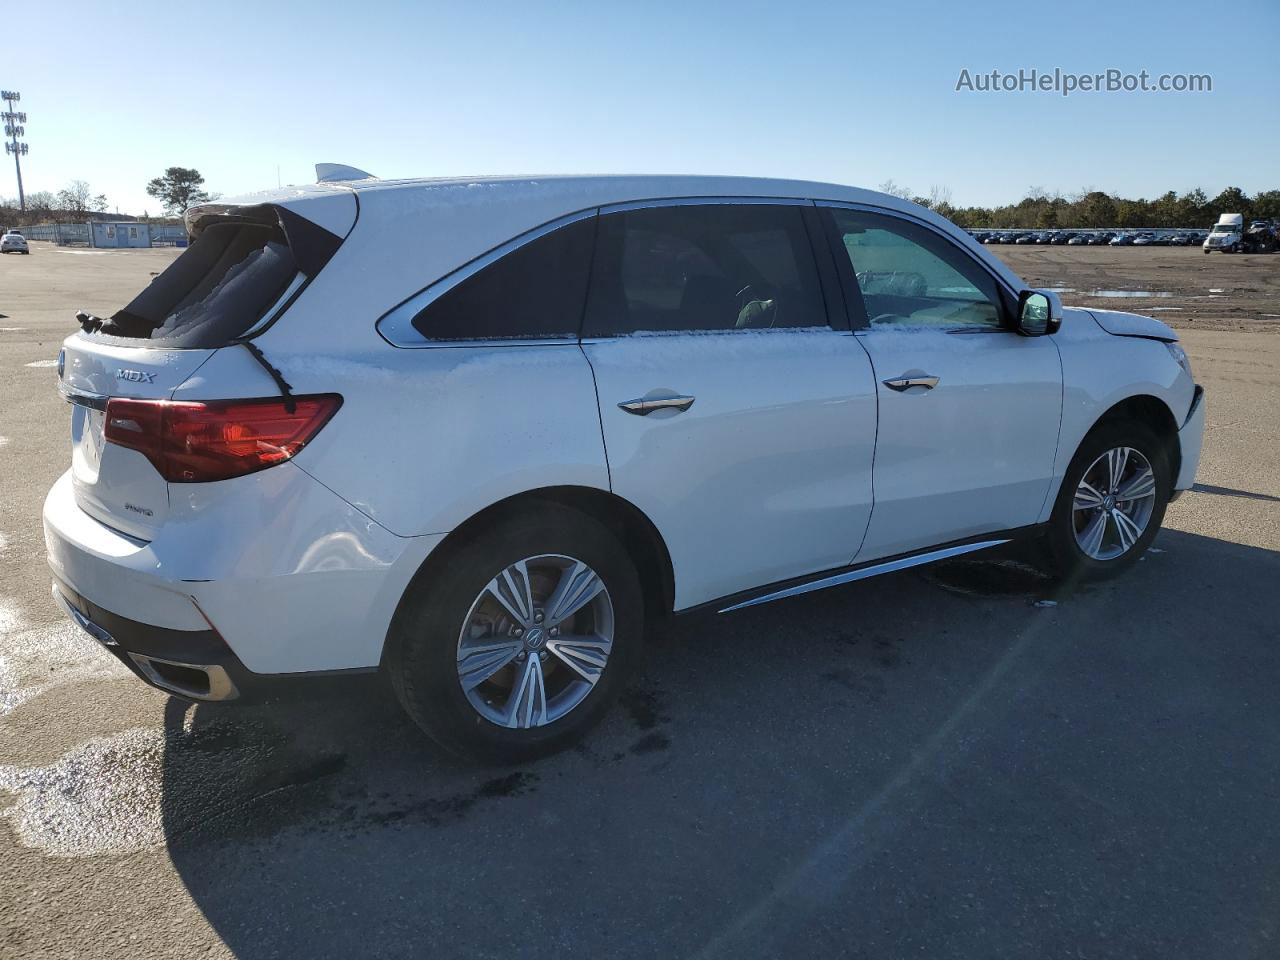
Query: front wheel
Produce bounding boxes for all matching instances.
[1045,421,1171,584]
[387,503,644,762]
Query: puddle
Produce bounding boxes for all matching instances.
[1044,287,1076,293]
[1086,290,1174,299]
[1209,288,1224,293]
[920,558,1055,598]
[0,600,131,715]
[1148,307,1183,312]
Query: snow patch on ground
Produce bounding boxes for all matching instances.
[0,599,130,716]
[0,728,169,857]
[24,359,58,368]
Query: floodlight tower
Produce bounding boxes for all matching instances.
[2,90,28,212]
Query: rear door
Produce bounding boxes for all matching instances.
[820,204,1062,561]
[582,200,878,609]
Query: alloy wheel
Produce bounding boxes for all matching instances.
[456,554,614,728]
[1071,446,1158,561]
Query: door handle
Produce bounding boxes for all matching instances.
[882,375,940,392]
[618,395,696,416]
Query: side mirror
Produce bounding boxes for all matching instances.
[1016,289,1062,336]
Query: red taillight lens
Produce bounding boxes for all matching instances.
[104,395,342,483]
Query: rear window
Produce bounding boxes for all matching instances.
[90,206,340,348]
[410,216,596,341]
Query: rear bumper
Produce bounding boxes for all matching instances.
[51,577,245,701]
[43,467,445,676]
[1175,385,1205,492]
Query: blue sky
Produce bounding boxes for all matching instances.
[9,0,1278,214]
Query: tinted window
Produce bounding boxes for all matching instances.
[412,217,596,341]
[583,204,826,336]
[827,209,1004,331]
[103,220,300,347]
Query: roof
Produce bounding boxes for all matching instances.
[203,174,1029,328]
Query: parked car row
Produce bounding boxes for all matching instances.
[971,230,1207,247]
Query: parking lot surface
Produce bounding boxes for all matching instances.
[1,243,1278,959]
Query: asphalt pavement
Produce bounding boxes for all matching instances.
[1,244,1278,959]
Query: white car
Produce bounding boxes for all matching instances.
[1,229,29,254]
[43,171,1205,759]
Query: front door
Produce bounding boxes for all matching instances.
[582,201,879,609]
[821,205,1063,561]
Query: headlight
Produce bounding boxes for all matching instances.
[1165,341,1192,377]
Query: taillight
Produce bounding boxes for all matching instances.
[104,395,342,483]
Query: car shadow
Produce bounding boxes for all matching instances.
[1191,482,1280,503]
[161,528,1280,959]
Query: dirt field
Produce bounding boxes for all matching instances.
[994,244,1280,333]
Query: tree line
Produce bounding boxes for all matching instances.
[884,182,1280,230]
[4,171,1278,231]
[0,167,212,226]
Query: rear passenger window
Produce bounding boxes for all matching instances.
[411,217,596,341]
[582,204,826,336]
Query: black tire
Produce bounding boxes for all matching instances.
[387,502,644,762]
[1044,419,1172,585]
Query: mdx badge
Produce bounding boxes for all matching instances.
[115,368,156,384]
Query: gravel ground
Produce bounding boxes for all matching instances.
[1,242,1278,959]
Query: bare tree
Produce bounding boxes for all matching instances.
[877,179,913,200]
[55,180,108,220]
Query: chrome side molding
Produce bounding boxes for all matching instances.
[718,538,1011,613]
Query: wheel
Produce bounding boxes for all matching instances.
[387,502,643,761]
[1045,420,1171,584]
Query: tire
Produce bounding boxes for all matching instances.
[1044,419,1171,585]
[387,502,644,762]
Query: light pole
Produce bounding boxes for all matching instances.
[2,90,28,213]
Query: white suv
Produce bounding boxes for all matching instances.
[44,172,1205,759]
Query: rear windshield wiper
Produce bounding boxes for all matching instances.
[234,339,296,413]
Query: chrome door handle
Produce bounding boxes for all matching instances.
[882,375,939,392]
[618,395,696,416]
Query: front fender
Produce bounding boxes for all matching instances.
[1039,310,1193,521]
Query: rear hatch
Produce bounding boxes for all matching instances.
[62,341,213,539]
[60,198,350,541]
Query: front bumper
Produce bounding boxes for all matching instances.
[1174,385,1205,493]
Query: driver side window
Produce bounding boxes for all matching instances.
[582,204,827,336]
[827,209,1005,331]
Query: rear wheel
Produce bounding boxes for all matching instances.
[388,503,643,761]
[1045,420,1171,584]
